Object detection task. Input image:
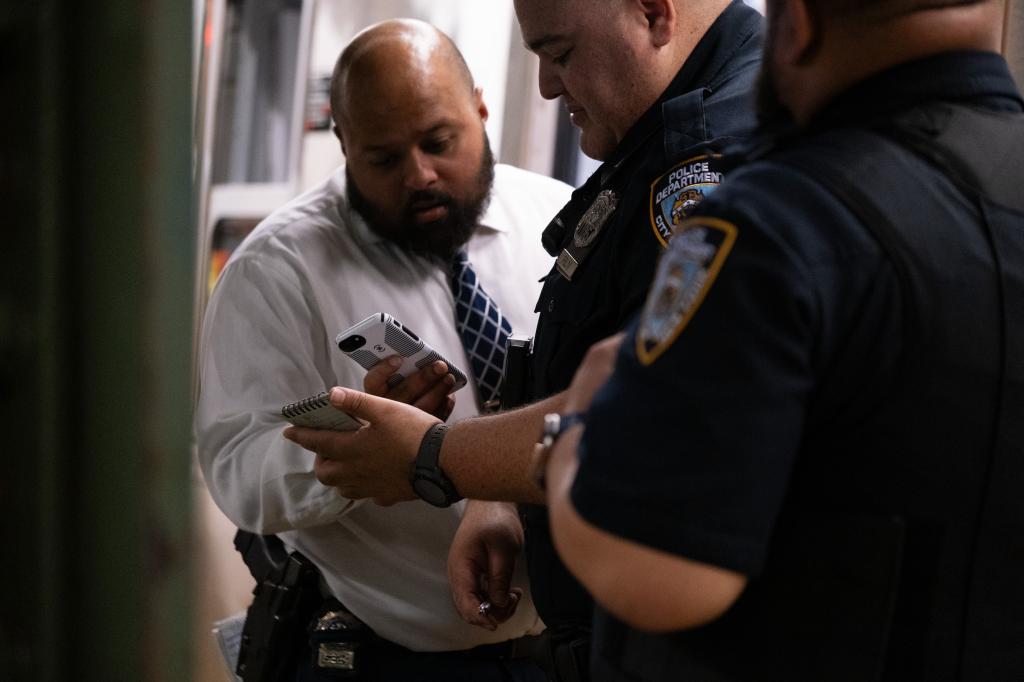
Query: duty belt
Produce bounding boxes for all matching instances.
[310,598,558,678]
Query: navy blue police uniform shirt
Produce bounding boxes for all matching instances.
[571,52,1024,680]
[524,0,763,629]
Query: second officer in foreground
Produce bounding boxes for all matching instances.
[543,0,1024,679]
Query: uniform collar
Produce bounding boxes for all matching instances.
[808,51,1024,133]
[598,0,763,184]
[336,165,506,249]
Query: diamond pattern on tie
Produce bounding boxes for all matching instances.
[449,249,512,407]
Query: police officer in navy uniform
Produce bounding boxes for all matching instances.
[516,0,763,669]
[539,0,1024,679]
[285,1,762,679]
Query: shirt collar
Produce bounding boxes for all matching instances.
[336,165,506,248]
[808,51,1024,132]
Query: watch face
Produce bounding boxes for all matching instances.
[412,476,449,507]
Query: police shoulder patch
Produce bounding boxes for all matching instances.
[636,217,738,366]
[649,153,725,247]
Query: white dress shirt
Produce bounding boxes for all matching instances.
[196,163,571,651]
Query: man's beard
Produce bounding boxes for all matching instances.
[347,134,495,262]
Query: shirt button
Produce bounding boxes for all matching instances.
[547,299,555,313]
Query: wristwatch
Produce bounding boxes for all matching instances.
[409,423,463,507]
[533,412,584,491]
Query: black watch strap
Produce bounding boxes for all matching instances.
[410,423,462,507]
[417,422,448,468]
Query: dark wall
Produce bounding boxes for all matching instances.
[0,2,194,680]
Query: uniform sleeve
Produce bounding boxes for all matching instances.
[570,201,819,576]
[195,254,359,534]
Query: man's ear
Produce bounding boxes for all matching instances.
[774,0,818,66]
[474,87,490,123]
[640,0,676,48]
[333,124,347,156]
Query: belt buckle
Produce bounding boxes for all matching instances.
[550,630,590,682]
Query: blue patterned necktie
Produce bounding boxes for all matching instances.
[449,249,512,408]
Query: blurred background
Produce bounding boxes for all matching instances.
[1,0,1021,680]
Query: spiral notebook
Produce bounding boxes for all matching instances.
[281,391,362,431]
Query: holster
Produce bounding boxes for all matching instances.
[500,334,533,411]
[234,530,323,682]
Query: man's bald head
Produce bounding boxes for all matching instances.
[330,19,476,132]
[326,19,494,262]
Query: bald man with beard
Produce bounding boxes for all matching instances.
[196,20,570,681]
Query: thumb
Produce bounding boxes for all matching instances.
[448,554,484,623]
[486,551,514,609]
[329,386,390,421]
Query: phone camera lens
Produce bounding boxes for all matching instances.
[339,334,366,352]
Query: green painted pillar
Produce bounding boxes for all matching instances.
[0,1,194,680]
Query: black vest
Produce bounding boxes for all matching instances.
[592,104,1024,681]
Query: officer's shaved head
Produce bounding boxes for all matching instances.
[330,19,476,132]
[759,0,1000,126]
[805,0,988,21]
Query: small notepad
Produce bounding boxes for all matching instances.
[211,611,245,681]
[281,391,362,431]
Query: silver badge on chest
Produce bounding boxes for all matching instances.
[556,188,621,281]
[574,189,619,248]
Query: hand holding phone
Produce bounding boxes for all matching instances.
[336,313,468,392]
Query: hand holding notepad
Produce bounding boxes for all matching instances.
[281,391,361,431]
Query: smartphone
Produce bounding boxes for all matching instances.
[336,313,469,391]
[281,391,362,430]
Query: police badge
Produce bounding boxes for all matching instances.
[574,189,619,248]
[556,189,620,280]
[649,154,725,247]
[636,217,738,365]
